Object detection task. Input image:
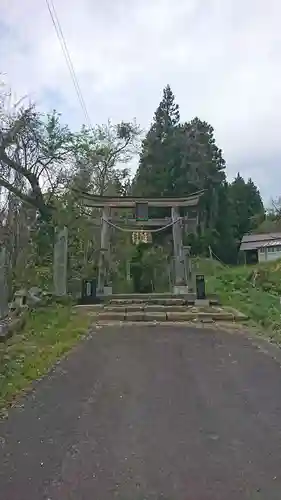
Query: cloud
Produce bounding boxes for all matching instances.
[1,0,281,201]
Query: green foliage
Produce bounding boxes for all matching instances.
[133,84,180,199]
[211,183,238,263]
[253,197,281,233]
[73,120,140,196]
[202,258,281,342]
[130,243,169,293]
[171,118,226,227]
[228,174,264,241]
[0,81,267,294]
[133,85,264,264]
[0,104,73,219]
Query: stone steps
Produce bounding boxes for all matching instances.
[75,301,247,324]
[103,293,220,306]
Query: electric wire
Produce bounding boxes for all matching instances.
[45,0,93,129]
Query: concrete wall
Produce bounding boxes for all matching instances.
[258,246,281,263]
[258,249,267,262]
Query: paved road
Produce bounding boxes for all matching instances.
[1,326,281,499]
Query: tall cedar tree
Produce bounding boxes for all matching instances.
[134,87,226,234]
[133,84,180,197]
[133,85,264,262]
[229,173,264,241]
[172,118,226,230]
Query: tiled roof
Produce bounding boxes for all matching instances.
[240,232,281,251]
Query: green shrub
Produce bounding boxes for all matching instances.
[202,257,281,342]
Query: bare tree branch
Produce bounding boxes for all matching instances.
[0,174,36,207]
[0,89,72,219]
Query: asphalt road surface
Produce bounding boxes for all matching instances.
[1,326,281,499]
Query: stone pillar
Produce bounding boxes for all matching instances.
[0,247,9,318]
[97,207,111,295]
[126,260,131,282]
[53,226,68,296]
[184,245,192,290]
[171,206,187,292]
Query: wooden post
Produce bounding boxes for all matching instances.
[53,227,68,296]
[171,207,186,289]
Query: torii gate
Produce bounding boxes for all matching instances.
[77,190,204,295]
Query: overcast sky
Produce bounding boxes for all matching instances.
[1,0,281,204]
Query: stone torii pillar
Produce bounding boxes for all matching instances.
[171,206,187,293]
[97,206,111,295]
[0,247,9,318]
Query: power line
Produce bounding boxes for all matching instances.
[45,0,92,128]
[45,0,93,129]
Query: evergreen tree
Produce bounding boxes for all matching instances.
[133,84,180,197]
[133,84,265,263]
[212,183,238,264]
[247,178,264,218]
[229,173,264,241]
[171,118,226,230]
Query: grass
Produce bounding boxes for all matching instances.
[3,257,281,414]
[0,304,92,417]
[196,258,281,343]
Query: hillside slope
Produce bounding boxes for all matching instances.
[195,258,281,343]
